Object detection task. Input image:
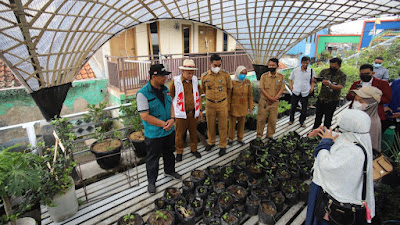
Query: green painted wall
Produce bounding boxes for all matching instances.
[0,79,108,116]
[316,35,361,58]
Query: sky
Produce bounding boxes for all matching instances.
[330,15,400,34]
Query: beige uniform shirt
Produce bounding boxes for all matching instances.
[259,71,285,100]
[201,70,232,103]
[230,79,253,117]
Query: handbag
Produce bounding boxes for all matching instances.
[373,154,393,181]
[314,143,368,225]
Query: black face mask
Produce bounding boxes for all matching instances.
[269,68,276,72]
[360,74,372,82]
[329,67,338,73]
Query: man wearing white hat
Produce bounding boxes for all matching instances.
[169,59,203,162]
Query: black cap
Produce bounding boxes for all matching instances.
[149,64,171,76]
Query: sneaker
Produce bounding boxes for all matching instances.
[176,154,183,162]
[219,148,226,156]
[228,141,233,146]
[165,172,182,180]
[288,121,293,125]
[205,144,215,151]
[148,183,156,194]
[191,151,201,158]
[238,141,245,145]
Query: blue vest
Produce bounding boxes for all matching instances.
[137,81,174,139]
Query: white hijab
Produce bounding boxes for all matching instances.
[233,65,247,82]
[313,109,375,218]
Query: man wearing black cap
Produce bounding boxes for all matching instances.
[137,64,181,193]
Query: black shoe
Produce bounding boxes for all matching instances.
[228,141,233,146]
[191,151,201,158]
[165,172,182,180]
[148,183,156,193]
[205,144,215,151]
[176,154,182,162]
[219,148,226,156]
[238,141,245,145]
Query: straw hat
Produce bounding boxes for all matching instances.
[351,86,382,103]
[179,59,198,70]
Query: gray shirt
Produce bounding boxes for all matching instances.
[373,66,389,81]
[289,67,314,97]
[136,92,149,113]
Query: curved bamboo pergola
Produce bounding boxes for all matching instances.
[0,0,399,93]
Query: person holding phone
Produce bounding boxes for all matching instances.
[312,58,347,129]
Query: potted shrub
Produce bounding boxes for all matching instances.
[0,146,42,225]
[119,100,146,158]
[83,101,112,131]
[221,166,235,186]
[90,127,123,169]
[117,213,144,225]
[147,210,174,225]
[218,192,234,212]
[39,144,78,222]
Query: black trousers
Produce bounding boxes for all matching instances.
[313,100,338,129]
[145,131,176,185]
[289,94,309,125]
[381,119,400,134]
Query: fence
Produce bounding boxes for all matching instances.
[106,51,254,93]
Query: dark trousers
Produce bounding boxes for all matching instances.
[313,100,338,129]
[145,131,176,185]
[289,94,309,125]
[382,119,400,134]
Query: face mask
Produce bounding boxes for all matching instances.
[211,67,220,74]
[238,74,246,81]
[269,68,276,72]
[374,63,382,68]
[360,74,372,82]
[353,101,367,111]
[329,67,338,73]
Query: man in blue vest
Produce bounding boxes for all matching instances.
[137,64,181,194]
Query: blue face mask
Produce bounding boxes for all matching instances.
[238,74,246,81]
[374,63,382,67]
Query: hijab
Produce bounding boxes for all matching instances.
[233,65,247,82]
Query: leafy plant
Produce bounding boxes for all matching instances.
[0,145,42,225]
[155,210,168,221]
[50,117,76,156]
[119,100,144,132]
[123,213,135,222]
[83,101,108,124]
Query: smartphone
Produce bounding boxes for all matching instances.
[385,110,394,117]
[315,77,324,82]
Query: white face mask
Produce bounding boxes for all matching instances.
[211,67,221,74]
[353,101,367,111]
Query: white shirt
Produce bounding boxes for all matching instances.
[289,67,314,97]
[361,77,373,87]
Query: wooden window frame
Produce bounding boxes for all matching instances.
[182,24,192,54]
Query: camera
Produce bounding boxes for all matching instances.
[315,77,324,82]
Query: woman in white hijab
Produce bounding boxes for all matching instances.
[305,109,375,225]
[228,66,253,145]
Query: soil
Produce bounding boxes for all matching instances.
[238,173,247,181]
[208,167,219,175]
[254,189,268,199]
[223,214,237,223]
[177,206,194,218]
[262,203,276,214]
[271,192,285,203]
[228,186,246,198]
[279,170,290,178]
[219,195,234,206]
[166,188,179,198]
[129,131,145,141]
[147,211,173,225]
[215,182,225,189]
[249,178,258,185]
[156,199,165,208]
[192,170,205,179]
[92,139,122,152]
[183,181,193,187]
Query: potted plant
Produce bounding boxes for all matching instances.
[221,212,238,225]
[258,200,277,224]
[218,192,234,212]
[89,127,123,169]
[0,146,42,225]
[39,144,78,222]
[164,187,181,206]
[245,194,260,216]
[245,106,258,130]
[154,197,166,210]
[190,170,206,187]
[83,101,112,131]
[182,180,194,196]
[117,213,144,225]
[175,205,195,225]
[119,100,146,158]
[147,210,174,225]
[227,185,247,204]
[189,197,203,217]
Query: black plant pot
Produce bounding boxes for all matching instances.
[281,185,298,206]
[206,165,221,181]
[90,138,122,169]
[182,180,195,196]
[220,212,239,225]
[190,197,204,217]
[117,213,144,225]
[271,191,285,212]
[190,170,206,187]
[258,200,277,224]
[154,197,166,210]
[203,209,215,225]
[245,194,260,216]
[227,185,247,204]
[175,205,196,225]
[195,186,209,199]
[129,137,146,158]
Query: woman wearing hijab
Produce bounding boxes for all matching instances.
[305,109,375,225]
[228,66,253,145]
[351,86,383,152]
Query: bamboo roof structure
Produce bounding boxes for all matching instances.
[0,0,399,93]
